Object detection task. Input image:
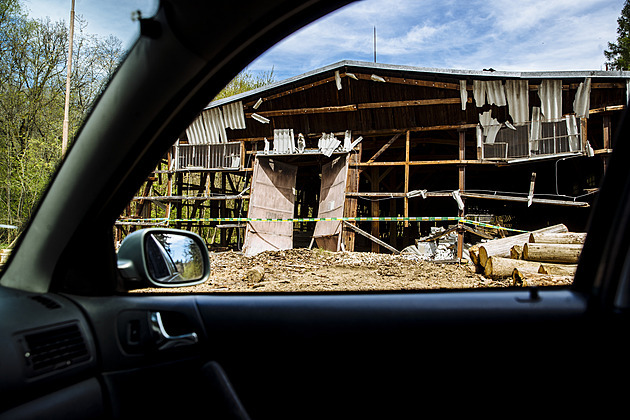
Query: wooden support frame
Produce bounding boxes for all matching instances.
[245,97,470,118]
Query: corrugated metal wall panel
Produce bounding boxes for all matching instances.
[222,101,246,129]
[505,80,529,125]
[573,78,591,118]
[538,79,562,122]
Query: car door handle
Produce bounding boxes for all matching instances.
[150,311,199,350]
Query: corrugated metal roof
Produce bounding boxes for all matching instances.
[206,60,630,109]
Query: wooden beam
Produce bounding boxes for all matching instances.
[367,133,402,163]
[242,75,337,107]
[457,129,466,259]
[352,160,493,166]
[589,104,626,114]
[351,72,461,90]
[404,131,410,227]
[343,220,400,254]
[371,167,380,253]
[343,145,362,252]
[459,192,589,207]
[356,97,470,109]
[245,97,470,118]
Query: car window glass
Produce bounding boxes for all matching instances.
[2,1,624,292]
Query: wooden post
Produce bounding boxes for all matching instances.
[371,167,380,253]
[603,114,612,172]
[343,144,362,252]
[404,131,410,227]
[457,129,466,260]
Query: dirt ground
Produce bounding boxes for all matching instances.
[146,248,516,293]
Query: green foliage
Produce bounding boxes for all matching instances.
[214,68,275,100]
[0,0,124,244]
[605,1,630,70]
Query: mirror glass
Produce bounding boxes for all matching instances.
[145,233,205,283]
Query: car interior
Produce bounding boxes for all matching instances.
[1,0,629,418]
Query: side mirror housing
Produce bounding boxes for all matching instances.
[117,228,210,289]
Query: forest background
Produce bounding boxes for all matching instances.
[0,0,273,246]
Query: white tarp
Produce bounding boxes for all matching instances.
[538,80,562,122]
[505,80,529,125]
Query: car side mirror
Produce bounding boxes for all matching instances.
[117,228,210,290]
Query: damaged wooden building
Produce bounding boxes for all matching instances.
[117,60,630,257]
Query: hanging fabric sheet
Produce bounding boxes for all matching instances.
[538,80,562,122]
[505,80,529,125]
[573,78,591,119]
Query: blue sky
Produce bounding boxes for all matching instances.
[27,0,625,81]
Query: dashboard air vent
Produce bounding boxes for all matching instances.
[22,323,90,376]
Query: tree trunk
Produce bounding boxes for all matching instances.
[523,243,582,264]
[478,224,568,268]
[538,263,578,276]
[528,232,586,244]
[510,245,523,260]
[512,270,574,287]
[484,256,541,279]
[469,245,480,265]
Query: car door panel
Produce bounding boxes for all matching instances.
[65,288,624,418]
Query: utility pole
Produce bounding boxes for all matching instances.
[373,26,377,63]
[62,0,75,156]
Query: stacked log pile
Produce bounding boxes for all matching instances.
[468,224,584,287]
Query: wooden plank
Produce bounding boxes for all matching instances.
[231,124,478,143]
[351,72,461,90]
[343,145,362,252]
[404,131,410,227]
[459,192,590,207]
[457,129,466,259]
[367,133,402,163]
[356,97,470,109]
[342,220,400,254]
[353,160,493,166]
[588,105,626,114]
[371,167,380,253]
[246,97,470,118]
[243,75,337,107]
